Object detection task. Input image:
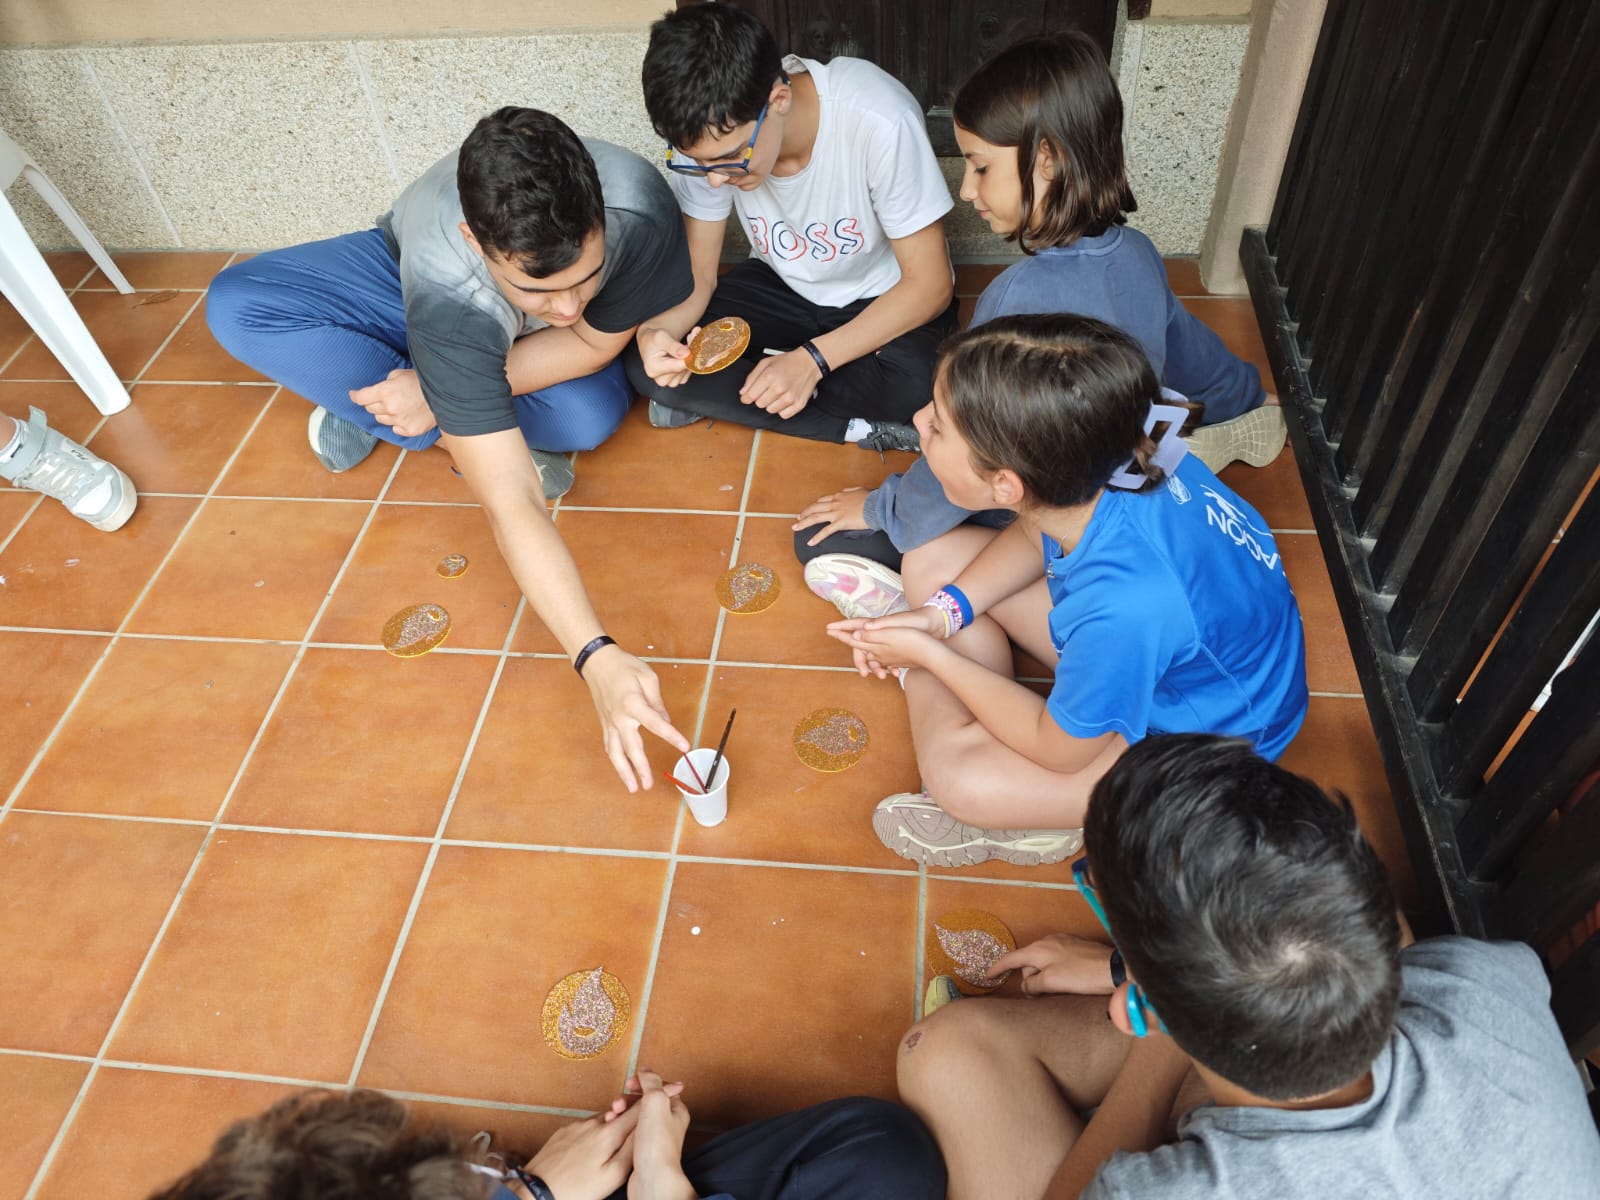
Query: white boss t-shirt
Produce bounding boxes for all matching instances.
[670,54,953,308]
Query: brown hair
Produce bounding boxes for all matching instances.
[952,32,1137,253]
[938,313,1166,508]
[147,1090,492,1200]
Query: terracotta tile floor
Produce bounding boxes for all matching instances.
[0,253,1412,1200]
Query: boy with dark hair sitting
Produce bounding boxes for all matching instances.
[207,108,696,791]
[900,734,1600,1198]
[148,1069,945,1200]
[628,2,957,451]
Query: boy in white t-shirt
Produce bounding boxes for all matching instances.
[626,3,957,451]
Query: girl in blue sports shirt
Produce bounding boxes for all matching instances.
[829,314,1307,868]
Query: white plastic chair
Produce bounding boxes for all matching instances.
[0,129,133,414]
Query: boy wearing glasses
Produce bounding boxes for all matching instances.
[899,735,1599,1198]
[628,2,957,451]
[208,108,697,794]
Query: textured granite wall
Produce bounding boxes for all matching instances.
[0,16,1250,257]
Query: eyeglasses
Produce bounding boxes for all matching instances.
[1072,856,1168,1038]
[665,99,770,177]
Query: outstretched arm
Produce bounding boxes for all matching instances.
[442,428,689,790]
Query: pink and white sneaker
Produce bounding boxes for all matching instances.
[803,553,910,619]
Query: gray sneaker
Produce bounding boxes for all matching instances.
[530,449,575,501]
[0,407,136,532]
[648,399,704,430]
[307,407,380,473]
[872,792,1082,868]
[856,420,921,454]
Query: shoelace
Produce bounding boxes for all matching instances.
[14,437,103,502]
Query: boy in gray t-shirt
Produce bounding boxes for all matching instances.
[207,109,696,791]
[899,735,1600,1199]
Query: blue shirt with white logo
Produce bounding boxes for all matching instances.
[1043,454,1308,759]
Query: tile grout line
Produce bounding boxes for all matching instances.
[343,589,528,1088]
[622,427,762,1079]
[18,433,408,1200]
[913,865,927,1020]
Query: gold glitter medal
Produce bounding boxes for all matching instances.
[791,706,869,772]
[436,553,469,579]
[686,317,752,374]
[926,908,1016,994]
[381,602,452,658]
[716,562,780,615]
[541,967,630,1061]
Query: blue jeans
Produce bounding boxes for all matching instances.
[206,229,631,452]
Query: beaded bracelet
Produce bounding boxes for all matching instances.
[923,585,973,639]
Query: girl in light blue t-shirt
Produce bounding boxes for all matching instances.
[829,313,1307,868]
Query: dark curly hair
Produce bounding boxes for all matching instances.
[146,1089,492,1200]
[642,3,784,150]
[457,107,604,277]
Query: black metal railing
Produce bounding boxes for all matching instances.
[1240,0,1600,1065]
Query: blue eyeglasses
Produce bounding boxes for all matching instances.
[1073,856,1169,1038]
[665,98,771,177]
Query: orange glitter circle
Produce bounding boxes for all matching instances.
[437,553,469,579]
[791,706,869,772]
[687,317,752,374]
[540,967,630,1061]
[716,562,780,614]
[381,602,452,658]
[926,908,1016,994]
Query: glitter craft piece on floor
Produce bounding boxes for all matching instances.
[687,316,752,374]
[437,553,469,579]
[716,562,780,614]
[792,707,869,772]
[541,967,630,1061]
[926,908,1016,994]
[381,602,452,658]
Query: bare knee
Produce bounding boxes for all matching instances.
[897,999,1010,1110]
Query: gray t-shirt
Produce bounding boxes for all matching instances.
[377,139,691,436]
[1088,938,1600,1199]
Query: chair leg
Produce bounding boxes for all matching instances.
[22,163,134,295]
[0,194,132,415]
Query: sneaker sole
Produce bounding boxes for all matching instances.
[1185,406,1287,472]
[871,807,1081,868]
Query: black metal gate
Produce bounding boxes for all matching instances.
[1241,0,1600,1063]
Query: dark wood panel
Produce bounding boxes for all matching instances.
[681,0,1116,155]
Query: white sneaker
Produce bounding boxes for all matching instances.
[0,407,136,532]
[1183,405,1286,473]
[803,554,909,619]
[872,792,1082,868]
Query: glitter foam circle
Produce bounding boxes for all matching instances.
[436,553,469,579]
[791,706,869,772]
[716,562,780,615]
[381,602,452,658]
[686,316,752,374]
[926,908,1016,994]
[540,967,630,1061]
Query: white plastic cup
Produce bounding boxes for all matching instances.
[673,748,730,827]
